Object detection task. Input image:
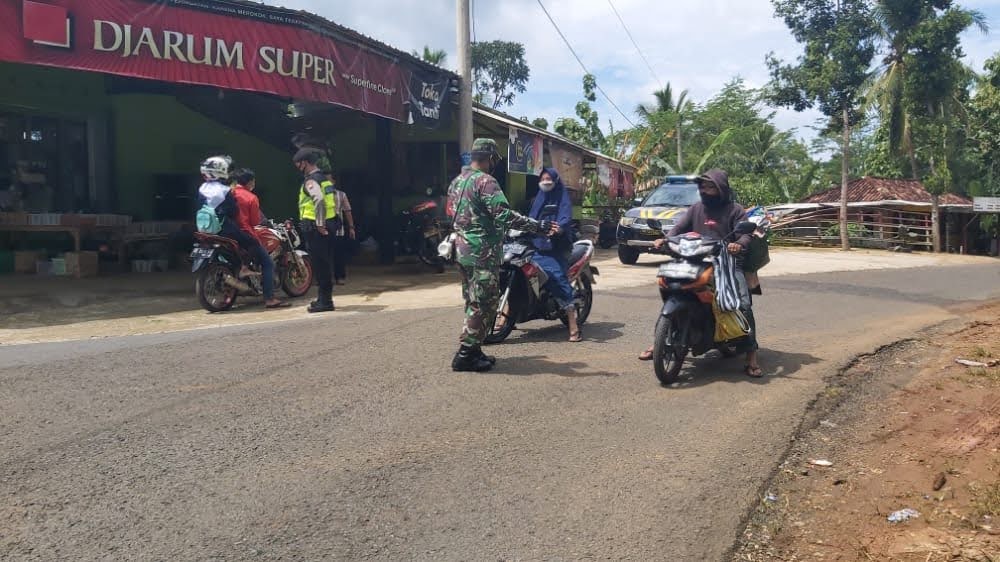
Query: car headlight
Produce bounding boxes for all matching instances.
[619,217,637,227]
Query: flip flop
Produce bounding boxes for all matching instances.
[265,301,292,309]
[569,331,583,343]
[638,348,654,361]
[744,365,763,378]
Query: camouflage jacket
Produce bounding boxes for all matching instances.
[447,167,540,268]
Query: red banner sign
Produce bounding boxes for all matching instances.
[0,0,418,121]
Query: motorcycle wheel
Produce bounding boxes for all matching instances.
[418,235,445,271]
[653,315,687,385]
[196,264,237,313]
[281,257,314,298]
[485,277,516,344]
[561,275,593,327]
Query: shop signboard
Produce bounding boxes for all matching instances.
[0,0,451,122]
[507,127,543,175]
[973,196,1000,213]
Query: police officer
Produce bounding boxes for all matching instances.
[447,138,557,372]
[293,148,338,313]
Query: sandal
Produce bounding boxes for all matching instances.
[744,364,763,378]
[638,347,654,361]
[569,330,583,343]
[265,300,292,309]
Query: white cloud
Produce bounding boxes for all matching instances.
[263,0,1000,152]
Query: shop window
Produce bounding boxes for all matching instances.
[0,110,91,213]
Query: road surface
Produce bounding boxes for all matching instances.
[1,263,997,560]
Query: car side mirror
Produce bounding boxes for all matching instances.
[735,221,757,235]
[632,197,644,208]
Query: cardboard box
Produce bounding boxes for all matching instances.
[65,251,99,277]
[14,251,40,274]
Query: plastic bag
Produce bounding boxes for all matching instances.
[713,298,750,343]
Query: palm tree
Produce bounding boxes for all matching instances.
[636,83,693,171]
[413,46,447,66]
[866,1,988,180]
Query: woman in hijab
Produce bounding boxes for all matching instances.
[529,168,581,342]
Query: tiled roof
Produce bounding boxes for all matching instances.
[802,177,972,205]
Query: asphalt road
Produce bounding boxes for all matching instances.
[1,263,998,561]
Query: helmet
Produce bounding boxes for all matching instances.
[200,155,233,181]
[292,147,323,165]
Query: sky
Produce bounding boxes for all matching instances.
[262,0,1000,146]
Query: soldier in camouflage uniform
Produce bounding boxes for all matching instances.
[447,138,555,372]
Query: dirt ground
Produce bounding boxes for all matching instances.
[736,303,1000,561]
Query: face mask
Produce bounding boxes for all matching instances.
[700,193,724,208]
[539,180,555,192]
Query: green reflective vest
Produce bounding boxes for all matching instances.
[299,174,337,221]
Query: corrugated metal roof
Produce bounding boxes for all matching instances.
[801,177,972,206]
[473,105,637,172]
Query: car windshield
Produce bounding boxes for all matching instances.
[643,183,700,207]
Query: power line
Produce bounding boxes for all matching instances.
[606,0,662,89]
[534,0,636,128]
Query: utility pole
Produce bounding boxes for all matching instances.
[456,0,473,165]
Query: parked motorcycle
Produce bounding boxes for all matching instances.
[485,222,600,344]
[191,219,314,312]
[646,219,757,385]
[397,190,450,272]
[598,211,618,249]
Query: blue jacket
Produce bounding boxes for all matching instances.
[529,167,573,252]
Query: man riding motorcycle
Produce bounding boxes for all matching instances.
[639,169,762,377]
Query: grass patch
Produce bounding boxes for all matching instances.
[973,346,994,359]
[968,367,1000,383]
[971,480,1000,518]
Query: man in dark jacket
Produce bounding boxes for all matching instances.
[640,169,762,377]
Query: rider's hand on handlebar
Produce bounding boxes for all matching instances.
[727,242,743,255]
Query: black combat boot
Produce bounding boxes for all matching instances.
[475,347,497,365]
[452,345,494,372]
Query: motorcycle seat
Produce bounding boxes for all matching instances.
[569,240,593,267]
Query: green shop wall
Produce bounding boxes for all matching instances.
[0,63,110,115]
[112,94,300,220]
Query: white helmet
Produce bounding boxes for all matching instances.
[200,155,232,181]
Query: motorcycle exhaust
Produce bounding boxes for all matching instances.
[223,274,251,293]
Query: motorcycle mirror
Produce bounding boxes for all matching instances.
[735,221,757,235]
[646,219,663,230]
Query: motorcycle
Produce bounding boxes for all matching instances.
[397,189,451,272]
[598,211,618,249]
[486,212,600,344]
[191,219,314,313]
[645,219,757,385]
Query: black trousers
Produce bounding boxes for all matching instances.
[304,223,336,304]
[333,235,351,281]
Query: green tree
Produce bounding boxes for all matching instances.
[412,45,447,66]
[636,83,694,171]
[554,74,605,150]
[767,0,879,250]
[471,41,530,109]
[531,117,549,130]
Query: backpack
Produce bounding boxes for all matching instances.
[196,204,222,234]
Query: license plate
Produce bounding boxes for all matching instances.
[658,261,700,280]
[190,247,214,259]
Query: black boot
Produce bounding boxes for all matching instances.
[308,300,335,313]
[452,345,493,372]
[475,347,497,365]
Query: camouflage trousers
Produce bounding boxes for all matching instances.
[459,265,500,347]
